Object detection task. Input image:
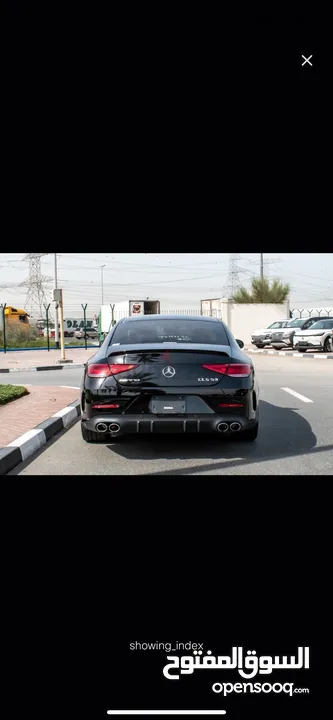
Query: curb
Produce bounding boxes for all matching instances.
[246,348,333,359]
[0,400,81,475]
[0,363,85,373]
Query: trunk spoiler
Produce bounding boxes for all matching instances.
[107,342,231,355]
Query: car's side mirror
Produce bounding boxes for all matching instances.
[236,339,244,348]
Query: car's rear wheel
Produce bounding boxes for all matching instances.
[238,423,258,441]
[323,338,332,352]
[81,423,107,443]
[298,348,305,353]
[254,344,264,349]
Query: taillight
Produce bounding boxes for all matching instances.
[226,364,252,377]
[87,364,111,377]
[109,364,138,375]
[202,363,252,378]
[87,363,138,377]
[202,364,228,374]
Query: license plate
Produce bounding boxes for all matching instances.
[150,397,186,414]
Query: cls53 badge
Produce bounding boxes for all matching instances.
[198,377,219,381]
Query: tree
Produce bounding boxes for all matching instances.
[232,277,290,304]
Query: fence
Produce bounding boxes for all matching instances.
[0,302,99,353]
[3,300,330,353]
[112,308,202,320]
[0,303,205,353]
[291,307,333,318]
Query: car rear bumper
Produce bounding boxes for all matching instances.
[82,414,258,435]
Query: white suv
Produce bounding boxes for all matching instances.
[293,319,333,353]
[271,317,322,349]
[251,320,290,349]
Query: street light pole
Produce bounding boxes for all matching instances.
[260,253,264,282]
[54,253,60,349]
[100,265,106,305]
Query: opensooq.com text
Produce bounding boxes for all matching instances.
[212,682,309,696]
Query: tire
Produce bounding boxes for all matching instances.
[323,338,332,352]
[239,423,259,442]
[298,349,305,353]
[81,423,107,443]
[254,344,264,349]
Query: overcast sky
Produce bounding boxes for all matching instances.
[0,253,332,316]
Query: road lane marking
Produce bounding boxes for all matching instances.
[60,386,80,389]
[281,387,313,403]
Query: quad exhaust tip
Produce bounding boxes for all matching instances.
[96,422,108,433]
[109,423,121,434]
[230,422,242,432]
[217,422,229,433]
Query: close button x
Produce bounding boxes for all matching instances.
[302,55,313,66]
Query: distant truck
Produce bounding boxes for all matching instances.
[0,306,30,334]
[98,300,160,342]
[44,317,96,339]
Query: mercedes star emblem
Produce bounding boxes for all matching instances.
[162,366,176,378]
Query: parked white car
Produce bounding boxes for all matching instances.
[251,320,290,348]
[293,318,333,353]
[74,327,98,339]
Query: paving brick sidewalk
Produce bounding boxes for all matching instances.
[0,348,95,370]
[0,386,80,446]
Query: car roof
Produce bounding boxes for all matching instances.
[291,316,321,322]
[120,315,221,323]
[310,318,333,323]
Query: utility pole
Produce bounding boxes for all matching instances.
[226,254,241,299]
[58,289,66,362]
[22,253,49,319]
[260,253,264,281]
[100,265,105,305]
[53,288,72,364]
[54,253,60,349]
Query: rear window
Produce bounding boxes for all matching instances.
[110,319,230,346]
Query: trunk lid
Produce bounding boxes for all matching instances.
[106,342,233,388]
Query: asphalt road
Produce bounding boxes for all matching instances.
[7,354,333,476]
[0,368,82,388]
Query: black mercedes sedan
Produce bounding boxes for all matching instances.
[80,315,259,442]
